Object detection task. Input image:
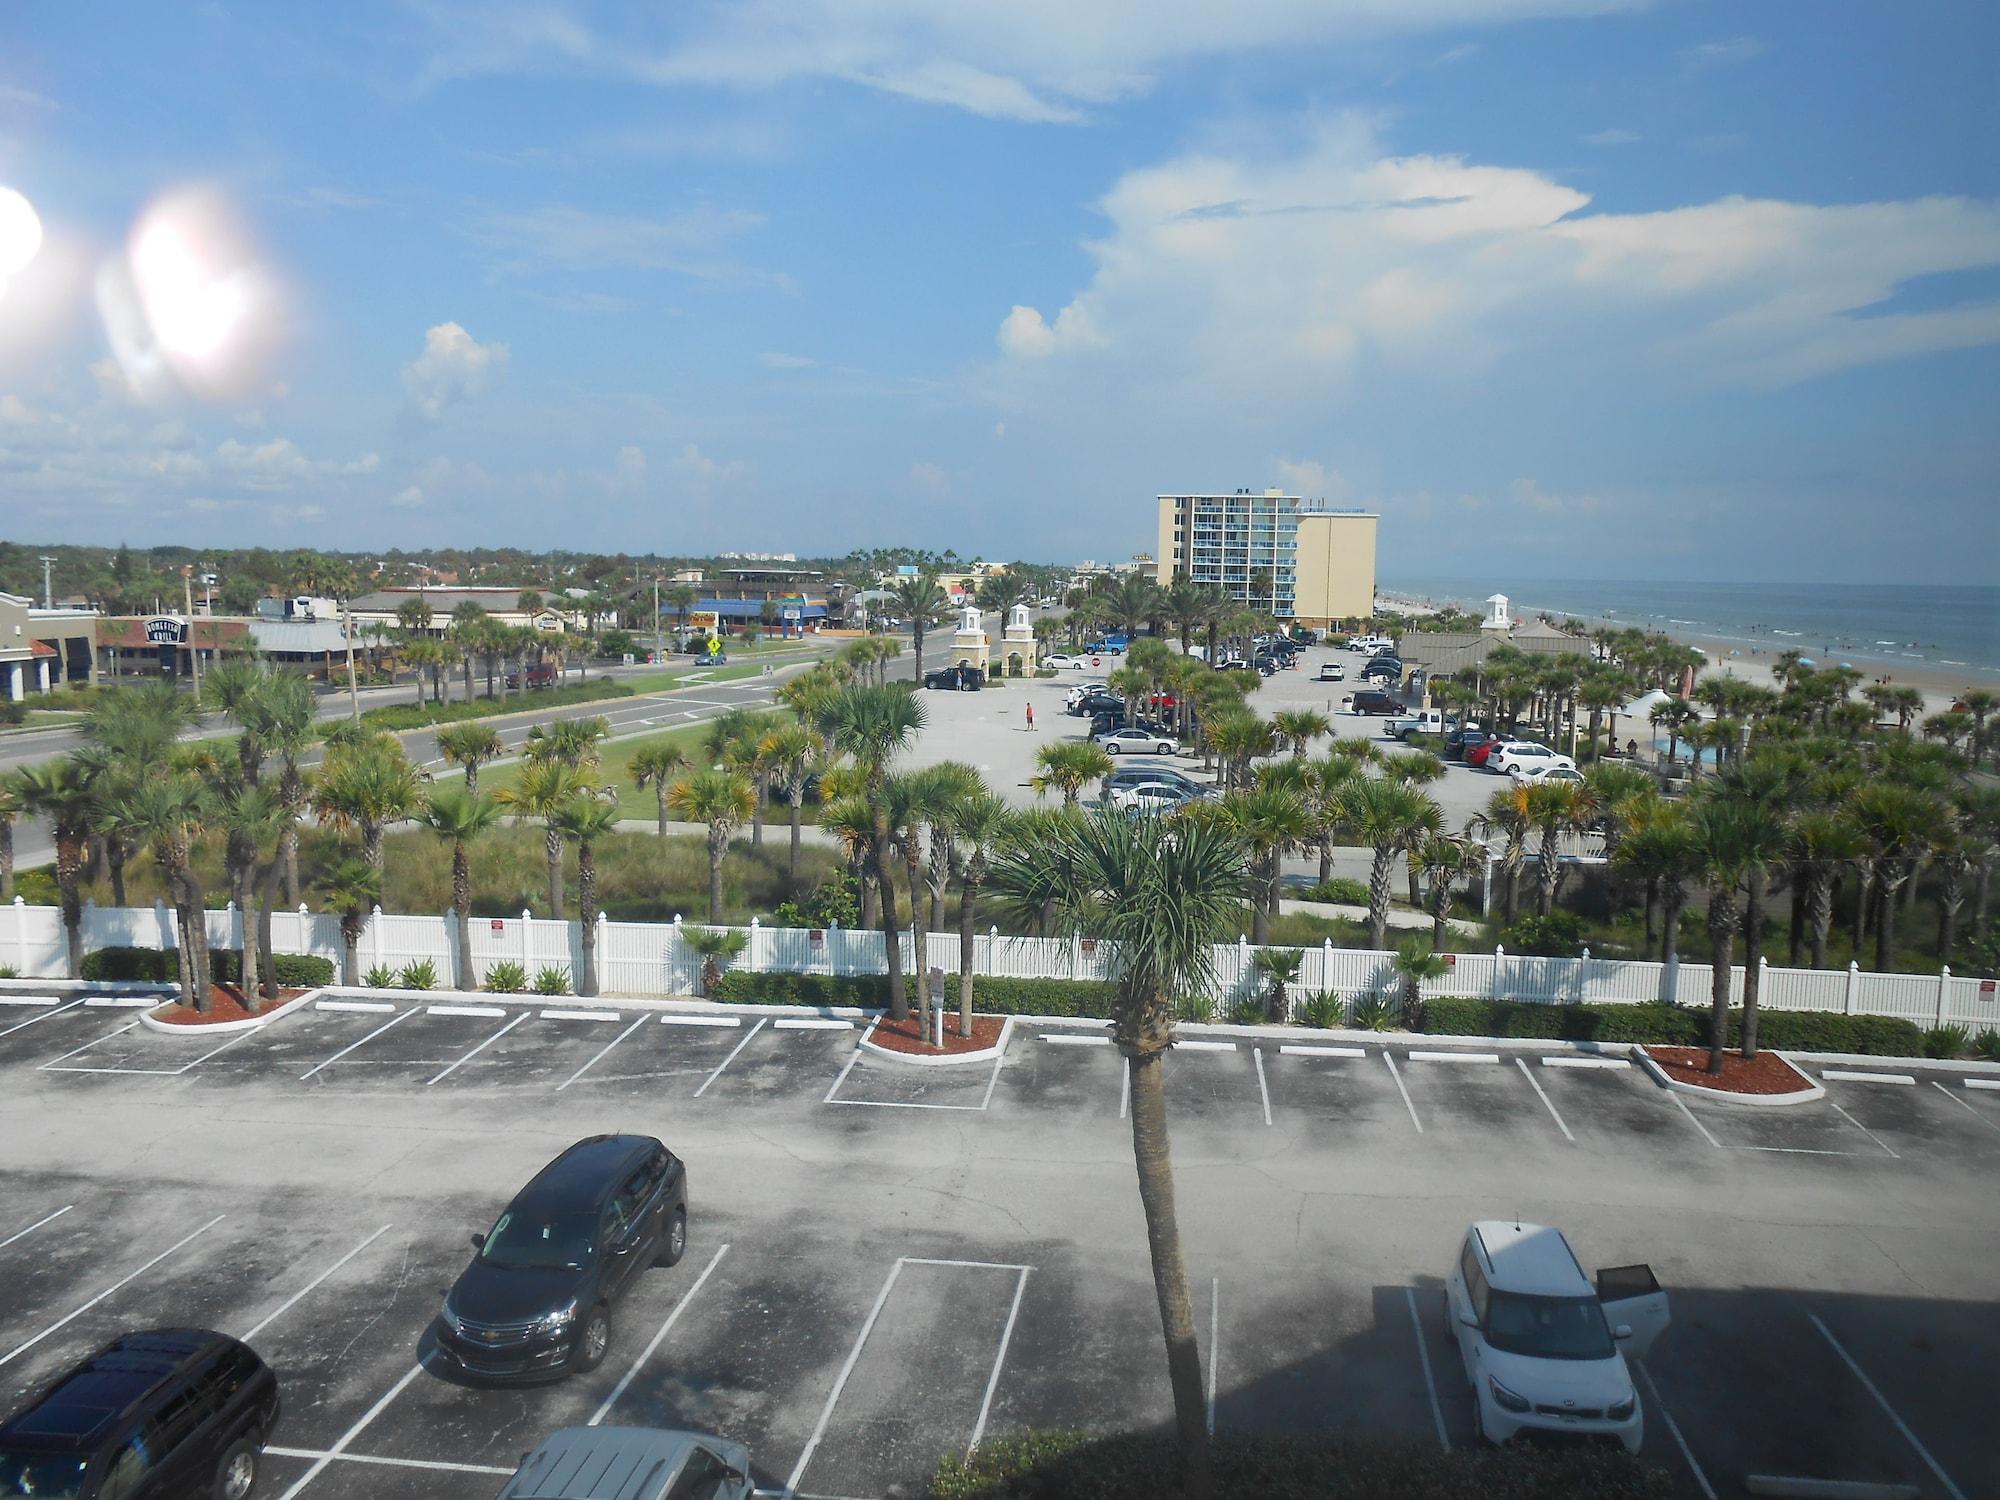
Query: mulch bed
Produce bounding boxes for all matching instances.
[1644,1045,1815,1096]
[150,984,305,1027]
[868,1011,1007,1056]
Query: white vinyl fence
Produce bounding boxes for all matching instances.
[5,896,1997,1032]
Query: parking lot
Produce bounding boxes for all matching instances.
[2,988,1997,1498]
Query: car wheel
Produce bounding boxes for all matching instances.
[213,1438,258,1500]
[574,1304,612,1372]
[1105,743,1119,753]
[1157,743,1172,754]
[657,1206,687,1267]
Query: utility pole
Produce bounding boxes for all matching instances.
[37,554,55,609]
[180,566,202,701]
[653,576,663,665]
[341,598,360,723]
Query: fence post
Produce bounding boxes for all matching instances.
[749,917,761,974]
[1071,934,1082,982]
[1323,937,1334,997]
[988,925,999,981]
[1492,943,1506,1000]
[829,921,841,978]
[671,914,684,986]
[296,903,310,959]
[369,904,384,975]
[11,895,24,975]
[520,909,533,973]
[1662,949,1679,1005]
[1936,966,1952,1028]
[1843,960,1859,1016]
[596,911,609,992]
[1577,947,1591,1005]
[156,899,173,954]
[1757,956,1768,1013]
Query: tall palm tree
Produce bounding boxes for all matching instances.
[882,767,963,1031]
[989,811,1247,1499]
[524,715,609,769]
[13,760,98,977]
[1218,784,1312,944]
[1340,778,1441,949]
[422,786,503,989]
[498,758,591,919]
[1785,811,1862,969]
[760,722,823,895]
[1846,783,1946,971]
[1468,785,1533,925]
[1521,780,1598,917]
[436,722,505,797]
[1102,574,1162,644]
[554,793,623,996]
[1272,709,1331,759]
[818,793,881,929]
[213,779,286,999]
[117,773,214,1009]
[1384,750,1448,904]
[315,857,381,987]
[1613,808,1698,964]
[1413,832,1481,950]
[81,680,198,905]
[1031,740,1115,806]
[889,570,951,684]
[1684,800,1759,1075]
[632,742,692,839]
[944,791,1012,1037]
[667,768,755,923]
[314,741,424,874]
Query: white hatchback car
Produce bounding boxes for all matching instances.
[1095,728,1179,755]
[1445,1221,1668,1455]
[1043,653,1090,670]
[1487,741,1577,777]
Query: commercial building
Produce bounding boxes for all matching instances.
[0,593,97,700]
[96,614,354,680]
[1154,491,1376,625]
[347,587,567,636]
[670,567,843,631]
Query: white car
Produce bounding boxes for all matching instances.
[1043,653,1090,670]
[1445,1221,1668,1455]
[1509,763,1585,785]
[1316,662,1347,682]
[1095,728,1179,755]
[1108,781,1198,814]
[1487,741,1576,777]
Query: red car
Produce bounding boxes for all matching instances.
[1465,740,1497,769]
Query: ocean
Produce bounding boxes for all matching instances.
[1375,577,2000,679]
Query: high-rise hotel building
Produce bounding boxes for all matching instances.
[1154,490,1377,626]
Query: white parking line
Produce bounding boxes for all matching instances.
[1,1215,227,1368]
[1810,1313,1967,1500]
[1206,1277,1221,1435]
[693,1017,768,1098]
[1515,1057,1575,1143]
[1251,1048,1274,1126]
[83,995,159,1008]
[426,1003,506,1018]
[1409,1050,1500,1063]
[1279,1044,1365,1058]
[968,1267,1032,1455]
[315,999,396,1013]
[264,1448,513,1479]
[36,1021,138,1070]
[425,1011,529,1085]
[0,995,59,1006]
[540,1007,622,1023]
[299,1006,417,1080]
[776,1017,851,1030]
[1930,1080,2000,1133]
[1383,1052,1423,1133]
[1635,1360,1716,1500]
[240,1225,394,1343]
[1827,1099,1900,1159]
[1823,1070,1915,1085]
[591,1243,731,1426]
[1405,1287,1449,1452]
[1041,1033,1110,1046]
[558,1014,651,1091]
[785,1259,907,1498]
[822,1041,866,1104]
[1666,1091,1724,1150]
[1176,1039,1238,1052]
[0,998,87,1037]
[1540,1056,1629,1069]
[0,1205,73,1251]
[659,1013,742,1028]
[1119,1055,1131,1120]
[274,1361,427,1500]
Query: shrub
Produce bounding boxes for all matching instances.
[929,1430,1674,1500]
[1302,878,1369,907]
[533,964,573,995]
[210,952,335,988]
[1975,1028,2000,1063]
[1228,994,1268,1025]
[79,947,176,982]
[0,965,17,979]
[1298,991,1345,1029]
[708,970,1121,1018]
[1418,996,1926,1055]
[1351,993,1400,1031]
[484,960,528,993]
[320,679,634,738]
[0,700,25,726]
[1500,911,1585,957]
[399,958,438,991]
[1922,1024,1970,1060]
[363,962,398,989]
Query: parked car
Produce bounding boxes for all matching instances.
[1445,726,1490,760]
[1384,708,1456,740]
[1316,661,1347,682]
[0,1329,281,1500]
[1344,689,1408,716]
[1465,739,1499,769]
[923,664,984,691]
[1488,741,1577,777]
[1510,763,1586,785]
[1073,692,1124,717]
[1359,657,1403,683]
[495,1427,753,1500]
[437,1135,688,1382]
[504,663,558,689]
[1043,653,1089,670]
[1444,1221,1667,1455]
[1095,727,1178,755]
[1108,781,1201,815]
[1104,765,1210,799]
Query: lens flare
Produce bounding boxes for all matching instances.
[0,185,44,280]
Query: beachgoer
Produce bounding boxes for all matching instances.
[1627,738,1638,759]
[1025,703,1035,732]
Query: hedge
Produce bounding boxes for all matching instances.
[929,1432,1673,1500]
[78,947,334,987]
[1420,996,1925,1056]
[710,970,1119,1018]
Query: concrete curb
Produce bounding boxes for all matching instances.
[0,977,179,996]
[1780,1048,2000,1076]
[858,1015,1015,1067]
[138,987,323,1037]
[1632,1046,1826,1107]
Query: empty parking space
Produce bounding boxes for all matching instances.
[1260,1046,1419,1142]
[1392,1048,1572,1149]
[998,1030,1125,1117]
[1690,1093,1902,1159]
[1814,1069,2000,1164]
[825,1046,1007,1111]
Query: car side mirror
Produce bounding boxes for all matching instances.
[1614,1324,1633,1341]
[470,1233,485,1250]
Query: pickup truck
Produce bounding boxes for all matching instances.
[1384,708,1457,740]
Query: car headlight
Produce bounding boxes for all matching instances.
[1487,1375,1532,1414]
[536,1302,578,1334]
[1608,1392,1636,1421]
[441,1302,465,1336]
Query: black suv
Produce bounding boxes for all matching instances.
[923,664,984,691]
[0,1329,280,1500]
[438,1135,688,1383]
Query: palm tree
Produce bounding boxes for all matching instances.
[1785,811,1862,969]
[12,760,97,977]
[944,791,1012,1038]
[80,680,198,905]
[1161,577,1207,653]
[1384,750,1447,904]
[0,774,18,902]
[1684,800,1760,1075]
[818,684,928,1022]
[682,925,748,996]
[421,786,503,989]
[1102,574,1162,644]
[117,773,214,1009]
[436,722,505,797]
[1219,784,1313,944]
[1391,937,1450,1026]
[760,723,823,895]
[1960,689,1997,769]
[1031,740,1114,806]
[889,570,951,684]
[1650,697,1697,766]
[1468,786,1532,925]
[819,793,881,928]
[555,792,623,996]
[1340,778,1441,950]
[213,779,286,999]
[883,767,963,1032]
[1249,947,1304,1023]
[1272,709,1331,759]
[524,715,608,769]
[989,810,1247,1498]
[1846,783,1947,971]
[497,758,591,918]
[1613,809,1698,963]
[1413,832,1480,950]
[631,742,691,839]
[315,857,381,987]
[667,768,755,923]
[1522,780,1598,917]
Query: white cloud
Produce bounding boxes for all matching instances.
[0,393,34,425]
[518,288,638,314]
[0,83,56,111]
[993,421,1007,438]
[471,204,788,288]
[611,444,647,491]
[1582,128,1640,146]
[402,321,510,420]
[1683,36,1767,68]
[277,186,379,212]
[1273,457,1349,500]
[986,115,2000,396]
[1508,477,1609,515]
[909,461,950,496]
[391,485,425,509]
[673,443,751,500]
[759,351,816,368]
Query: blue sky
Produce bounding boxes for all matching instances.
[1,1,1996,583]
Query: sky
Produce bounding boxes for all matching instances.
[0,0,1996,583]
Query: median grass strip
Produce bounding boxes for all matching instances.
[320,678,635,736]
[481,723,713,821]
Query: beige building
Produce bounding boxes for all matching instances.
[0,593,97,701]
[1154,491,1376,625]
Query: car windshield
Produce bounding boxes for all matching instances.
[0,1450,88,1499]
[479,1210,596,1270]
[1484,1291,1615,1360]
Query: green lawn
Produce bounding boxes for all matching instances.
[622,662,771,693]
[0,710,89,733]
[481,723,717,821]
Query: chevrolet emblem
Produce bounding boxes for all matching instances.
[481,1330,499,1343]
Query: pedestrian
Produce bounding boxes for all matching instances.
[1025,702,1035,732]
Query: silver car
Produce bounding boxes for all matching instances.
[497,1427,754,1499]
